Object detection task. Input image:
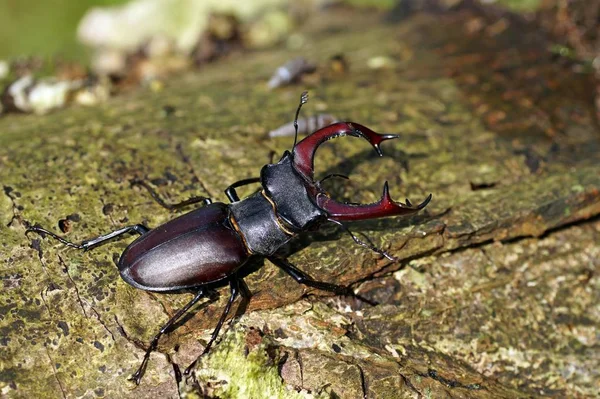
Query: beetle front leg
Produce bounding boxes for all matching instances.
[319,173,349,184]
[26,224,150,251]
[224,177,261,202]
[129,288,209,385]
[268,257,377,306]
[326,218,396,261]
[131,179,212,210]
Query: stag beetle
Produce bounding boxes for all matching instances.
[26,92,431,384]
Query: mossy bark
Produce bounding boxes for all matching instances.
[1,6,599,399]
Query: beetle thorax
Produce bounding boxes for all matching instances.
[261,152,326,232]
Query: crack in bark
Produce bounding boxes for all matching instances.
[416,368,483,391]
[176,143,215,198]
[89,305,116,342]
[33,245,65,310]
[296,349,304,388]
[354,207,600,290]
[280,348,305,392]
[44,344,67,399]
[39,290,52,318]
[146,291,172,321]
[57,254,117,342]
[3,185,19,227]
[400,373,422,398]
[113,315,147,351]
[57,254,88,318]
[387,211,600,284]
[357,362,368,399]
[113,313,179,382]
[308,349,379,399]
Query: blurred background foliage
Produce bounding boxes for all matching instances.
[0,0,595,117]
[488,0,541,12]
[0,0,544,61]
[0,0,127,60]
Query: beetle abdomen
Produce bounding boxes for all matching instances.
[118,203,248,291]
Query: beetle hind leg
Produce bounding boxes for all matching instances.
[129,288,208,385]
[184,278,250,376]
[268,257,377,306]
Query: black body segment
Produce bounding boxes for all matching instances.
[261,152,325,230]
[229,191,291,255]
[119,203,248,291]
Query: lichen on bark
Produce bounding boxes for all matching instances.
[1,5,599,399]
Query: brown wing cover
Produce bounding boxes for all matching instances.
[119,203,248,291]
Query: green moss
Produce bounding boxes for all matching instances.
[1,5,599,398]
[190,330,324,398]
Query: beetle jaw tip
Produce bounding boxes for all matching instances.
[417,193,433,209]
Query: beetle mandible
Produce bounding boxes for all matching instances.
[26,92,432,384]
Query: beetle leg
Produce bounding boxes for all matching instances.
[26,224,149,251]
[184,278,242,376]
[326,218,397,261]
[268,257,377,306]
[129,288,208,385]
[131,179,212,210]
[225,177,261,202]
[237,278,252,301]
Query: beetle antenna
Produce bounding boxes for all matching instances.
[292,91,309,150]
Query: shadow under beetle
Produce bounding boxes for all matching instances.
[26,92,432,384]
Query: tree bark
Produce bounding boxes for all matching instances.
[1,6,599,399]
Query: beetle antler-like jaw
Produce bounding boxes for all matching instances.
[316,181,432,222]
[291,122,399,180]
[291,121,431,221]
